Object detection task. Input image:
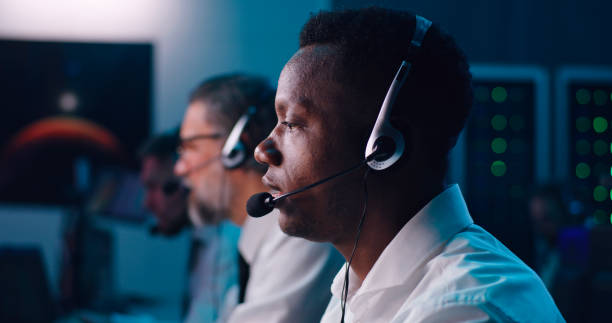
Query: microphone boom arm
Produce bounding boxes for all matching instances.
[270,160,367,204]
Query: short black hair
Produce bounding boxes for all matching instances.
[139,129,180,161]
[300,7,473,171]
[189,74,276,171]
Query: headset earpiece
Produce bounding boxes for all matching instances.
[221,141,247,169]
[221,106,257,169]
[364,15,432,170]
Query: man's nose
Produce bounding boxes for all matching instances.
[174,157,188,176]
[254,138,282,166]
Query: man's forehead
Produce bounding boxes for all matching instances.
[143,155,173,171]
[180,101,224,137]
[278,46,350,114]
[141,156,173,180]
[285,45,340,80]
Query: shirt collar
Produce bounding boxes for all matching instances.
[192,224,218,243]
[238,209,279,264]
[330,185,473,307]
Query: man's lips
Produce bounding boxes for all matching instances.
[262,176,283,198]
[270,190,282,199]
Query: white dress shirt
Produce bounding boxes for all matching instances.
[227,210,344,323]
[321,185,565,323]
[185,221,241,323]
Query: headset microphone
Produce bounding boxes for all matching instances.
[246,161,365,217]
[247,155,379,217]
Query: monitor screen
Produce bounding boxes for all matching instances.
[0,39,152,205]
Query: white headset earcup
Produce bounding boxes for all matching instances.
[365,122,405,170]
[221,141,247,169]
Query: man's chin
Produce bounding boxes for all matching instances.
[277,209,327,242]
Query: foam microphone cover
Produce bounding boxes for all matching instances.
[246,192,274,218]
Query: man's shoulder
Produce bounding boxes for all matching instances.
[402,224,563,322]
[426,224,550,301]
[436,224,526,271]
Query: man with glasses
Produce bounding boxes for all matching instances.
[174,74,343,322]
[139,132,240,323]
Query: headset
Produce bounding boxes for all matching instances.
[228,12,429,176]
[364,14,432,170]
[340,15,433,323]
[220,89,275,169]
[220,106,257,169]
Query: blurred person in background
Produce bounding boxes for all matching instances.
[139,131,189,237]
[174,73,343,322]
[529,185,571,290]
[529,184,589,322]
[139,132,240,323]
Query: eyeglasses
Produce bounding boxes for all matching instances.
[177,133,224,157]
[162,179,181,195]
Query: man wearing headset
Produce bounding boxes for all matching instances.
[253,8,565,322]
[139,132,240,323]
[174,74,343,322]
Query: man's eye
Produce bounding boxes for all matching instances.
[281,121,298,130]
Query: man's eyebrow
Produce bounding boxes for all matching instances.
[276,95,313,115]
[296,95,315,112]
[276,92,316,116]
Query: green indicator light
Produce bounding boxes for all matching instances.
[576,88,591,105]
[576,163,590,179]
[594,90,607,106]
[576,139,591,155]
[491,160,507,177]
[491,115,507,131]
[610,188,612,201]
[594,185,607,202]
[610,213,612,225]
[491,87,508,103]
[610,165,612,177]
[593,117,608,133]
[593,210,606,224]
[509,115,525,132]
[576,117,591,133]
[474,86,490,103]
[594,140,608,156]
[491,138,508,154]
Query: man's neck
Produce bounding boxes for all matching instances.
[335,180,446,282]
